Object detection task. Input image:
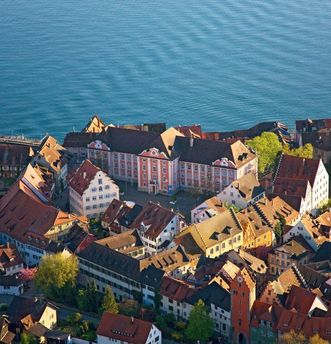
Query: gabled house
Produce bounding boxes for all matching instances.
[97,229,145,259]
[237,205,274,250]
[0,243,23,275]
[273,154,329,214]
[268,235,314,275]
[186,282,231,339]
[140,245,199,278]
[61,224,95,254]
[140,265,164,307]
[97,312,161,344]
[218,173,264,209]
[69,159,119,218]
[32,136,68,191]
[0,181,84,266]
[191,196,227,223]
[130,201,184,254]
[177,209,243,259]
[159,276,197,321]
[0,275,23,295]
[283,215,330,251]
[101,199,142,234]
[0,143,34,180]
[8,296,57,334]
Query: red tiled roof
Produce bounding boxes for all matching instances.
[131,202,177,240]
[285,285,317,315]
[0,144,33,168]
[251,301,273,327]
[69,159,100,196]
[271,303,331,341]
[276,154,320,187]
[0,243,23,269]
[97,312,154,344]
[102,199,130,226]
[0,182,63,248]
[160,276,197,302]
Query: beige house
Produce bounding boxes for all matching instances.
[176,209,243,259]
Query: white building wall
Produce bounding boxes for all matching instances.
[311,160,329,211]
[283,221,318,251]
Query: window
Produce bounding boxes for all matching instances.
[98,178,102,185]
[99,186,103,191]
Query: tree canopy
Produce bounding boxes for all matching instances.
[185,299,213,343]
[35,253,78,298]
[101,287,119,314]
[246,132,282,174]
[279,330,306,344]
[283,143,314,159]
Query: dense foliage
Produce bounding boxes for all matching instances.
[185,300,214,343]
[283,143,314,159]
[246,132,282,174]
[35,253,78,300]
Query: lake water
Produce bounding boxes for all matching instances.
[1,0,331,140]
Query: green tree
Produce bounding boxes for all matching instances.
[309,334,328,344]
[283,143,313,159]
[279,330,306,344]
[21,332,38,344]
[185,300,213,343]
[86,281,101,312]
[101,287,119,314]
[35,253,78,299]
[67,312,82,325]
[246,132,282,174]
[76,288,88,310]
[274,213,286,243]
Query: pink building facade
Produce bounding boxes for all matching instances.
[65,127,257,196]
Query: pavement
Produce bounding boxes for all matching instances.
[116,180,208,221]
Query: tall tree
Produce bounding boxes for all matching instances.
[283,143,313,159]
[246,132,282,174]
[35,253,78,299]
[185,299,213,344]
[101,287,119,314]
[86,281,101,312]
[20,332,38,344]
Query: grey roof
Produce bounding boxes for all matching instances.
[312,242,331,262]
[78,242,141,282]
[140,265,164,289]
[186,282,231,311]
[0,275,23,287]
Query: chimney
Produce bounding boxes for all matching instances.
[190,137,194,148]
[131,316,134,324]
[83,172,87,179]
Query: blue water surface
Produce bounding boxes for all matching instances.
[1,0,331,139]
